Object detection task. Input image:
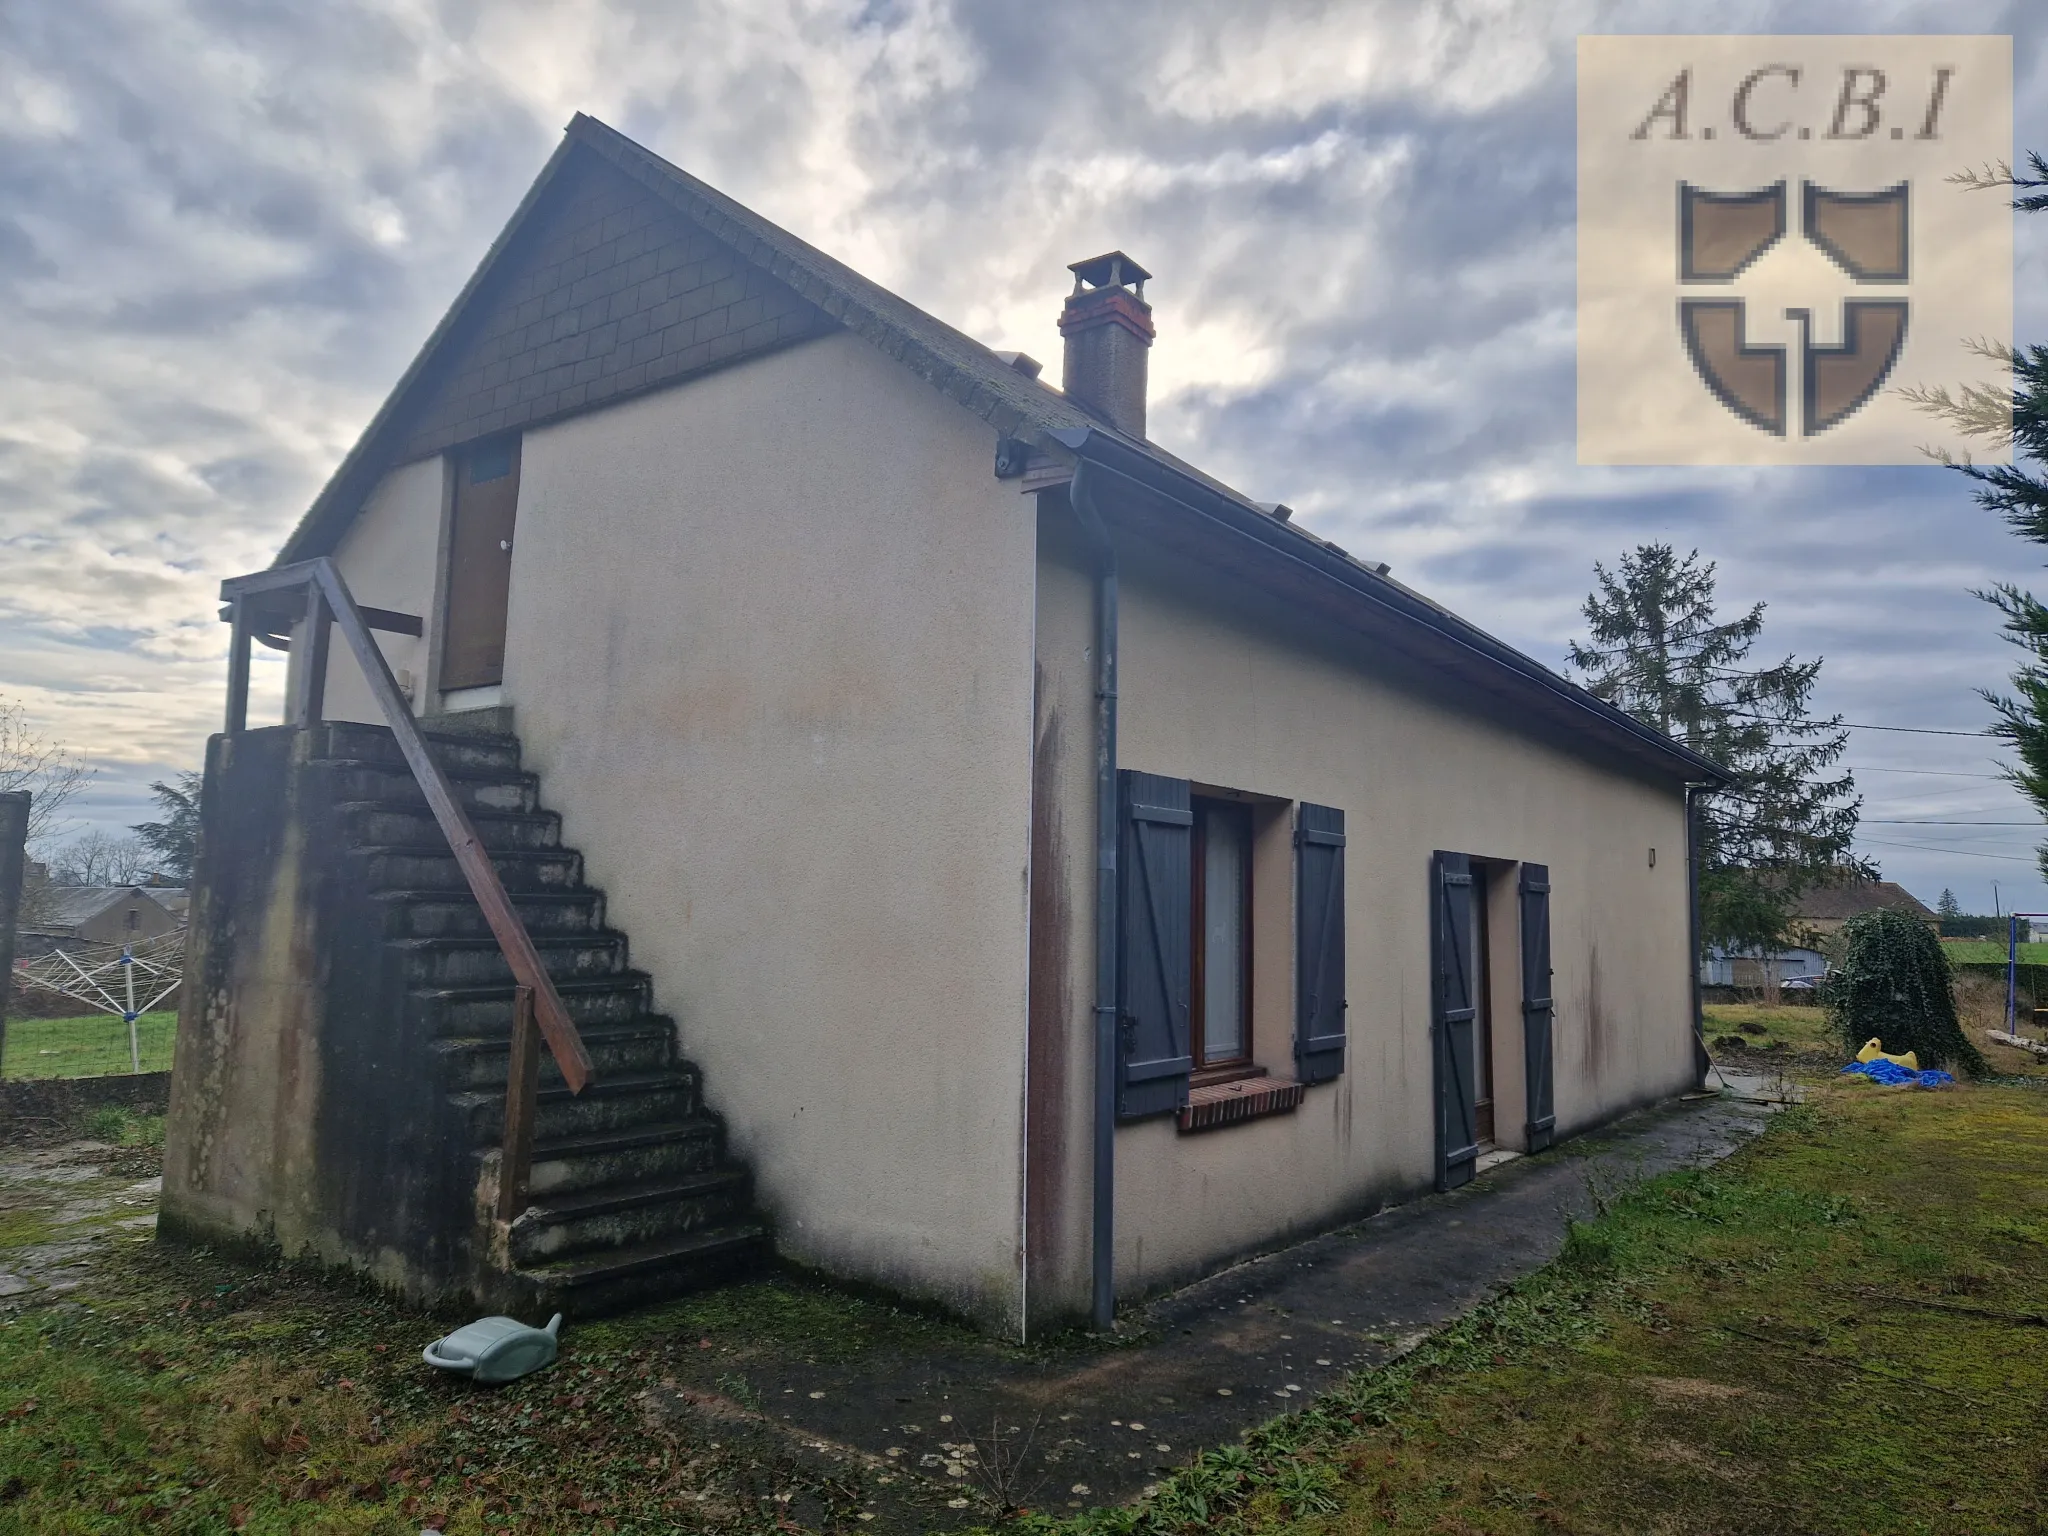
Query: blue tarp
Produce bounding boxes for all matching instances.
[1840,1059,1957,1088]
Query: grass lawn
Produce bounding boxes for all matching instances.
[0,1011,177,1079]
[1009,1082,2048,1536]
[5,1087,2046,1532]
[1701,1001,1836,1059]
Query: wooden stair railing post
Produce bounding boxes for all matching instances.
[224,596,252,736]
[216,558,595,1096]
[295,586,331,727]
[498,985,541,1222]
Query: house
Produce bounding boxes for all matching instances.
[22,884,185,950]
[1788,880,1936,943]
[1699,881,1938,991]
[164,115,1725,1337]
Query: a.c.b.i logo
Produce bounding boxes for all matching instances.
[1679,177,1907,438]
[1579,37,2011,467]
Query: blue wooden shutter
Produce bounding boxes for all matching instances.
[1432,851,1480,1190]
[1519,863,1557,1153]
[1294,804,1347,1084]
[1117,771,1193,1119]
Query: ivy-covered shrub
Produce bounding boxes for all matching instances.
[1826,907,1988,1076]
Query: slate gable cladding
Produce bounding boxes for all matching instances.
[393,149,833,465]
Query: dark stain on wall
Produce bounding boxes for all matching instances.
[1582,940,1610,1081]
[1024,662,1073,1323]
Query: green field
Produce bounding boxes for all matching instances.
[1942,939,2048,965]
[0,1010,177,1079]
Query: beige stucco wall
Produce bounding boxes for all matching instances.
[1030,513,1695,1321]
[316,455,445,722]
[488,331,1040,1331]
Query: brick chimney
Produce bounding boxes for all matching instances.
[1059,251,1154,438]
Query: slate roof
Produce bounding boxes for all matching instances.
[1792,881,1936,923]
[272,114,1725,787]
[30,886,183,933]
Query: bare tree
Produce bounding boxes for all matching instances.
[0,697,91,847]
[48,829,150,887]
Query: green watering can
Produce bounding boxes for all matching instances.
[422,1313,562,1384]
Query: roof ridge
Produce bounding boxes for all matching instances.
[267,114,1720,786]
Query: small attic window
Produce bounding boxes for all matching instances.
[468,438,516,485]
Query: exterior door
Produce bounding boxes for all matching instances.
[1432,851,1480,1190]
[441,438,520,691]
[1473,866,1495,1147]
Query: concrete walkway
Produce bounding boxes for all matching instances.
[645,1085,1778,1518]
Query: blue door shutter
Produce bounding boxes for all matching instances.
[1519,863,1557,1153]
[1432,851,1480,1190]
[1294,804,1347,1084]
[1117,770,1193,1119]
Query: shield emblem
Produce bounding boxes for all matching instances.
[1676,180,1909,438]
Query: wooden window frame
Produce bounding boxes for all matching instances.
[1190,796,1255,1078]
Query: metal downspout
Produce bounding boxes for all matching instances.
[1685,784,1709,1087]
[1070,461,1120,1332]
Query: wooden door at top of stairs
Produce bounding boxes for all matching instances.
[443,438,520,691]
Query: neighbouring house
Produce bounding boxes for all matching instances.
[165,114,1725,1337]
[1699,880,1939,991]
[1788,880,1937,943]
[21,884,185,951]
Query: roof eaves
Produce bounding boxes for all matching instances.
[1051,426,1731,786]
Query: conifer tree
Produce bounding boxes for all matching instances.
[1568,544,1863,954]
[1901,154,2048,877]
[130,771,202,885]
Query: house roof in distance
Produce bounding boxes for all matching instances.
[29,885,185,934]
[272,113,1725,789]
[1792,881,1935,923]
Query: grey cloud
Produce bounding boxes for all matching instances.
[3,0,2046,911]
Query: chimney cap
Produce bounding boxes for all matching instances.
[1067,251,1152,292]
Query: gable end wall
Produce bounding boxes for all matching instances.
[393,149,835,465]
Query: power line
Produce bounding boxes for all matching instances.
[1832,722,1992,737]
[1853,766,2009,779]
[1859,837,2041,863]
[1863,819,2041,826]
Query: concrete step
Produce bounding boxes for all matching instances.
[318,759,539,815]
[373,888,606,941]
[410,976,653,1038]
[502,1223,773,1317]
[338,802,562,852]
[312,719,522,776]
[355,843,584,893]
[508,1168,753,1265]
[395,934,627,990]
[454,1069,703,1143]
[436,1019,676,1091]
[524,1118,729,1198]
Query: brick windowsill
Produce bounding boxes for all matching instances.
[1177,1073,1305,1133]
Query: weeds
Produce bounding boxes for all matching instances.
[966,1411,1045,1513]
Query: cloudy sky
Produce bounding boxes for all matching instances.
[2,0,2044,914]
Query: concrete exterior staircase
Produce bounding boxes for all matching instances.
[312,718,769,1314]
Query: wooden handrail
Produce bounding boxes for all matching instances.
[218,558,594,1095]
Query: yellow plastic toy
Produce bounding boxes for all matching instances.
[1856,1038,1920,1071]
